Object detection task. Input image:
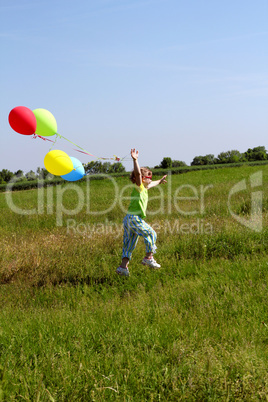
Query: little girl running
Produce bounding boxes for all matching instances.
[116,148,167,277]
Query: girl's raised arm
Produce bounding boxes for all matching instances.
[131,148,142,186]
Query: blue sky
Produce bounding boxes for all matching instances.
[1,0,267,173]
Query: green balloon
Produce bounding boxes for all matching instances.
[33,108,57,137]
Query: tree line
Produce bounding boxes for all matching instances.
[0,146,267,184]
[0,162,126,184]
[155,146,267,169]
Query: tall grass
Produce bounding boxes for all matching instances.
[0,165,267,400]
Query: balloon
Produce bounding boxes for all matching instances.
[8,106,37,135]
[44,150,73,176]
[33,108,57,137]
[61,157,85,181]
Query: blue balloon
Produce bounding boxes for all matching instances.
[61,157,85,181]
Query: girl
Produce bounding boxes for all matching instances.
[116,148,167,276]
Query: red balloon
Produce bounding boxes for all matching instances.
[8,106,37,135]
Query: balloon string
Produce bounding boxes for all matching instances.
[35,133,132,162]
[56,133,128,162]
[33,134,55,143]
[56,133,85,151]
[49,134,58,151]
[74,149,97,157]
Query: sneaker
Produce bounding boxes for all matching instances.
[141,257,161,269]
[116,266,130,277]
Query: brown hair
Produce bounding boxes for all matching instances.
[130,167,152,183]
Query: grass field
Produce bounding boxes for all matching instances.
[0,165,267,401]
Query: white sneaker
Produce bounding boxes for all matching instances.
[141,257,161,268]
[116,266,130,277]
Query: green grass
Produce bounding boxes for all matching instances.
[0,165,267,400]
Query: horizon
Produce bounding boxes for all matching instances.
[1,143,267,175]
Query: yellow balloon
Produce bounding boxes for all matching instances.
[44,150,73,176]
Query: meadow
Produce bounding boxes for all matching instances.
[0,165,267,401]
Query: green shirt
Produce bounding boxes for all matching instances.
[127,183,148,218]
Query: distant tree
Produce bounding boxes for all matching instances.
[239,153,247,163]
[25,170,37,180]
[203,154,216,165]
[154,158,186,169]
[216,150,245,164]
[244,148,253,161]
[244,146,267,161]
[191,156,204,166]
[0,169,14,183]
[111,162,125,173]
[160,157,172,169]
[15,169,24,177]
[191,154,216,166]
[13,169,25,182]
[171,160,187,167]
[101,162,112,174]
[84,161,125,174]
[36,167,50,179]
[84,161,102,174]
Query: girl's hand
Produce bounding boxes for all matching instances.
[160,175,167,184]
[131,148,139,160]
